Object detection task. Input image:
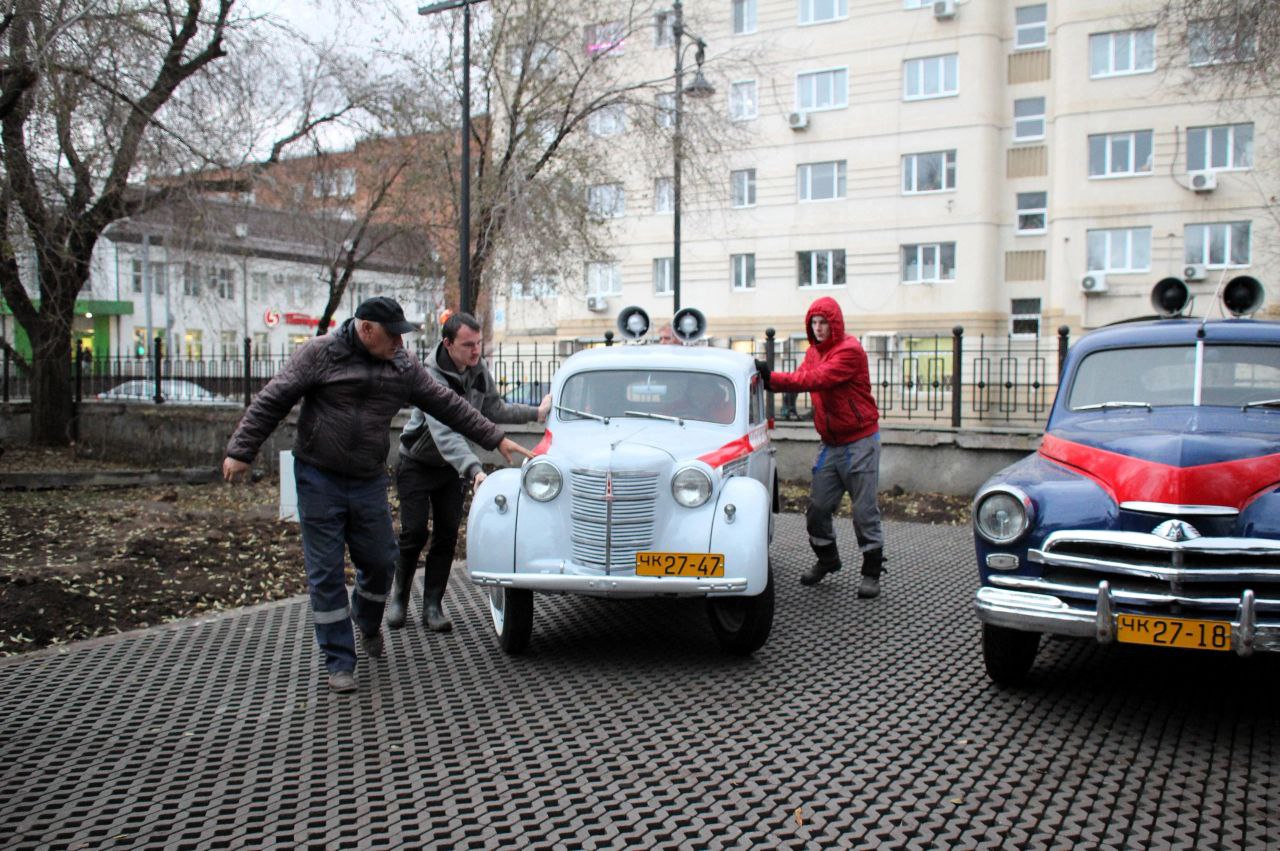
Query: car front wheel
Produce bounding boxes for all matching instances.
[706,565,775,656]
[981,623,1040,685]
[488,586,533,654]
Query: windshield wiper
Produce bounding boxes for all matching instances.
[1242,398,1280,411]
[1074,401,1152,412]
[624,410,685,426]
[556,404,609,424]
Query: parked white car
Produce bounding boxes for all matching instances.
[467,313,777,656]
[96,379,237,406]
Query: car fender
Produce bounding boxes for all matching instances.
[708,476,770,596]
[466,468,520,576]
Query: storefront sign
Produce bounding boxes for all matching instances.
[264,309,281,327]
[284,312,336,328]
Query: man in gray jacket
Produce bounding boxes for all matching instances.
[388,312,550,632]
[223,297,532,693]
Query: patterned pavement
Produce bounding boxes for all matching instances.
[1,514,1276,849]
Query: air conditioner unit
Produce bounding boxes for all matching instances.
[1183,263,1208,282]
[933,0,957,20]
[586,295,609,312]
[787,111,809,130]
[1080,272,1109,294]
[1189,171,1218,192]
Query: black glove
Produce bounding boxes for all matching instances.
[754,359,772,390]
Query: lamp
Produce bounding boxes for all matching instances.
[672,0,713,313]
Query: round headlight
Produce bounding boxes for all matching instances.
[522,460,563,502]
[671,466,713,508]
[975,490,1030,544]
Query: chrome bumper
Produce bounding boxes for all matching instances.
[974,582,1280,656]
[469,570,748,595]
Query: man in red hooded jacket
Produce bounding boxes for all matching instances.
[757,296,886,596]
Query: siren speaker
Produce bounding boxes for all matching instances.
[671,307,707,343]
[616,305,651,339]
[1150,277,1190,318]
[1222,276,1265,317]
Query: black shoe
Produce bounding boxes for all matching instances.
[422,599,453,633]
[359,629,385,659]
[385,560,415,629]
[857,548,885,598]
[800,542,842,587]
[857,576,881,598]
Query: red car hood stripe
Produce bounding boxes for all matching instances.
[532,429,552,456]
[1039,433,1280,509]
[697,425,770,469]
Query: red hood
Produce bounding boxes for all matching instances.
[805,296,846,352]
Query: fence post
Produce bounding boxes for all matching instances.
[764,327,776,422]
[1057,325,1070,380]
[73,340,84,443]
[604,330,614,347]
[951,326,963,428]
[243,336,252,408]
[153,336,164,404]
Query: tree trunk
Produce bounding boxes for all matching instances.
[27,318,73,447]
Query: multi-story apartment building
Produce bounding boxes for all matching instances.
[496,0,1278,352]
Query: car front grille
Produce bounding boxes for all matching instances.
[570,468,659,570]
[1027,530,1280,614]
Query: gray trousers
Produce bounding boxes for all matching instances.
[806,433,884,554]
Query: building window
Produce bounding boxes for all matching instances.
[901,243,957,284]
[312,168,356,199]
[585,21,625,56]
[1014,97,1046,141]
[132,260,165,295]
[586,261,622,296]
[252,332,269,355]
[1010,298,1041,339]
[731,168,756,208]
[729,80,757,121]
[902,150,956,194]
[1187,123,1254,172]
[1189,18,1257,67]
[654,177,673,214]
[797,249,846,288]
[182,263,202,297]
[796,67,848,112]
[653,257,673,296]
[220,330,238,360]
[1089,28,1156,77]
[1088,130,1154,178]
[588,103,627,136]
[731,253,756,291]
[251,272,268,301]
[797,161,846,202]
[510,275,558,300]
[214,267,234,300]
[1086,227,1152,272]
[587,183,626,218]
[798,0,847,25]
[903,0,930,7]
[1016,192,1047,234]
[654,10,674,47]
[288,274,308,305]
[1185,221,1251,268]
[904,54,958,100]
[655,92,675,129]
[1015,5,1047,49]
[183,329,203,359]
[733,0,757,34]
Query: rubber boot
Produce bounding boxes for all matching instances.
[857,548,886,599]
[421,593,453,632]
[800,542,842,587]
[385,557,416,629]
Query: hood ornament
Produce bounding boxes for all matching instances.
[1152,519,1201,542]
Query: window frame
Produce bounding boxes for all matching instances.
[795,66,849,113]
[1186,123,1254,172]
[588,102,627,137]
[731,253,756,291]
[1010,297,1042,340]
[585,261,623,296]
[797,0,848,27]
[1086,227,1153,273]
[1013,97,1046,142]
[901,242,957,284]
[797,249,846,288]
[903,54,959,101]
[653,10,674,47]
[733,0,757,35]
[584,21,626,57]
[1016,192,1048,235]
[797,160,847,202]
[1184,221,1252,269]
[1088,130,1155,179]
[901,150,957,195]
[730,168,757,208]
[654,177,674,214]
[653,257,674,296]
[1015,5,1048,50]
[729,79,758,121]
[587,183,626,219]
[1188,18,1258,67]
[1089,28,1156,78]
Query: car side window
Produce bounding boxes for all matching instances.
[749,375,763,425]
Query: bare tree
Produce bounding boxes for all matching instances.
[1154,0,1278,98]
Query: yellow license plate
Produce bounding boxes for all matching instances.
[635,552,725,577]
[1115,614,1232,652]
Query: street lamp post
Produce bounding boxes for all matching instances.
[672,0,714,314]
[419,0,489,317]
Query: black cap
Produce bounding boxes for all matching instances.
[355,296,420,334]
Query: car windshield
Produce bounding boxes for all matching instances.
[1068,344,1280,409]
[559,369,736,425]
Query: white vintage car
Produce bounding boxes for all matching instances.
[466,310,777,655]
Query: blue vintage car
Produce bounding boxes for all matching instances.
[973,277,1280,683]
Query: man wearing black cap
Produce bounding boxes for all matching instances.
[223,297,533,693]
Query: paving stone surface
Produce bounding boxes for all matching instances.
[1,515,1276,849]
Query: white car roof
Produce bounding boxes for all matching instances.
[559,344,756,378]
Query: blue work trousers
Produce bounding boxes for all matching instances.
[295,459,396,673]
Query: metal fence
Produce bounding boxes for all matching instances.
[1,326,1069,429]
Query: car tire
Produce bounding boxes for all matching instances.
[706,565,775,656]
[981,623,1040,685]
[488,587,533,654]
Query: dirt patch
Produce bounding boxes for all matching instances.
[0,454,970,656]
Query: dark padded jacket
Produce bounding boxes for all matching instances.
[768,296,879,446]
[226,319,505,478]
